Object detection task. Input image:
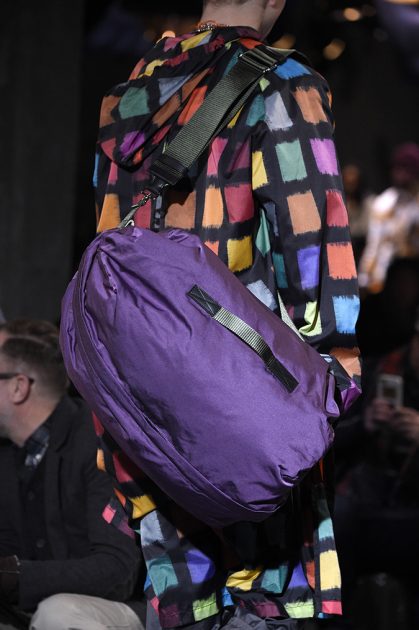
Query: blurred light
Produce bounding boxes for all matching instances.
[161,30,176,38]
[272,33,296,50]
[385,0,419,4]
[323,39,346,61]
[343,7,363,21]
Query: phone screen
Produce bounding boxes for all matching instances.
[376,374,404,407]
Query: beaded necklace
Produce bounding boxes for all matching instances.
[195,20,231,33]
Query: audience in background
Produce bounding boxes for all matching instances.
[342,164,370,267]
[356,257,419,358]
[358,142,419,294]
[0,319,143,630]
[333,316,419,628]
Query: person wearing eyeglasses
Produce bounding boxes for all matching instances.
[0,319,144,630]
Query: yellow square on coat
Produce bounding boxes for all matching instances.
[181,31,212,51]
[319,550,342,591]
[227,236,253,273]
[252,151,269,189]
[141,58,165,77]
[228,108,243,128]
[226,568,263,591]
[129,494,157,519]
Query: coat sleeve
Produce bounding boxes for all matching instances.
[18,415,141,611]
[251,68,361,410]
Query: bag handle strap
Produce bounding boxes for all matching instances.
[119,45,293,230]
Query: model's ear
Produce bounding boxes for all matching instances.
[9,374,33,405]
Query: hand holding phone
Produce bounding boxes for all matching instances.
[376,374,404,408]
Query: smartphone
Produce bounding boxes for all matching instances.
[376,374,404,408]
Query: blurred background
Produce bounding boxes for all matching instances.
[1,0,419,324]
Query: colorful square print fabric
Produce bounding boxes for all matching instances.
[93,25,361,625]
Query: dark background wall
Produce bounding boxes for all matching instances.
[0,0,84,323]
[1,0,419,323]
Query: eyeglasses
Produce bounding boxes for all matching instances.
[0,373,35,384]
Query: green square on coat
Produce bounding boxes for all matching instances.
[261,565,289,593]
[255,210,271,257]
[193,593,219,621]
[119,87,150,119]
[275,140,307,182]
[147,554,179,596]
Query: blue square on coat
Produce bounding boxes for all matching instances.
[275,59,311,80]
[185,549,216,584]
[247,280,277,311]
[222,587,234,608]
[287,562,309,590]
[333,295,360,334]
[297,245,320,290]
[318,517,334,542]
[93,152,99,188]
[158,75,190,105]
[146,554,179,596]
[140,509,164,545]
[144,573,152,590]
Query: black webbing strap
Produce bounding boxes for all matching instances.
[119,45,293,229]
[150,46,291,186]
[188,285,298,393]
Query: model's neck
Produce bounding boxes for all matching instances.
[10,399,58,447]
[199,6,264,33]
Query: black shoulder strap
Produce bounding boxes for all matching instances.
[120,45,294,230]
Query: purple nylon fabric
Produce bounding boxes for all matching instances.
[60,227,339,528]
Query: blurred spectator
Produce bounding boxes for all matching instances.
[358,142,419,294]
[356,257,419,358]
[333,317,419,628]
[0,319,143,630]
[342,164,370,266]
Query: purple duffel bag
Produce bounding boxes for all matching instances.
[60,226,340,528]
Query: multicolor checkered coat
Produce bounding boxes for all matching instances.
[93,25,361,627]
